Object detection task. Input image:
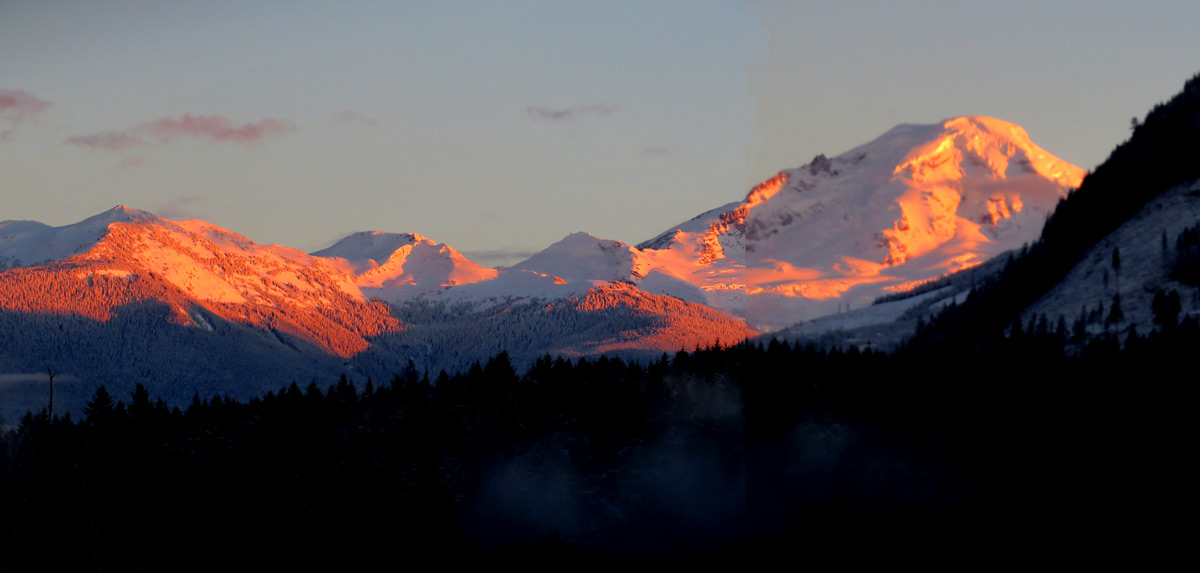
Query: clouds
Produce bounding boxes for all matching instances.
[67,114,296,150]
[67,131,145,150]
[142,115,295,144]
[0,89,52,139]
[526,104,618,122]
[1,89,295,151]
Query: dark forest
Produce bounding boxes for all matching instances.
[2,319,1192,566]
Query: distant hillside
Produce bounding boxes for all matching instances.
[912,73,1200,351]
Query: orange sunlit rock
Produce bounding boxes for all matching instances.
[0,218,402,358]
[745,171,789,206]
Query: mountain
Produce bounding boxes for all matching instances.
[507,232,645,285]
[311,230,751,373]
[1,205,395,356]
[312,231,499,302]
[429,232,709,305]
[1,206,157,268]
[0,115,1099,421]
[0,207,753,421]
[906,73,1200,351]
[639,116,1084,330]
[761,74,1200,354]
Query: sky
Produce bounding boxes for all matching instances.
[3,1,1198,266]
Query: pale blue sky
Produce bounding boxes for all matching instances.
[2,1,1198,265]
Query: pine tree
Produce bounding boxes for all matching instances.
[83,385,116,421]
[1073,311,1087,342]
[1112,247,1121,291]
[129,383,153,421]
[1106,293,1124,326]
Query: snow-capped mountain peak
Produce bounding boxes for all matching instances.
[310,231,423,271]
[640,116,1085,330]
[0,205,166,269]
[312,230,498,301]
[507,232,648,284]
[99,204,160,222]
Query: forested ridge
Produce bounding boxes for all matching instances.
[2,316,1191,566]
[0,255,400,358]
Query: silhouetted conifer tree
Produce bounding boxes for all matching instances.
[82,385,117,424]
[1106,293,1124,326]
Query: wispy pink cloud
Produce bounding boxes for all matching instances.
[68,113,296,150]
[140,114,296,144]
[67,131,146,150]
[0,89,52,138]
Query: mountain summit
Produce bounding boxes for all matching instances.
[639,116,1085,330]
[312,231,499,301]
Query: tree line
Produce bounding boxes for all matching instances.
[2,317,1192,567]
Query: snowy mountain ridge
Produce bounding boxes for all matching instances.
[0,203,753,379]
[0,116,1085,343]
[0,115,1110,423]
[313,231,500,302]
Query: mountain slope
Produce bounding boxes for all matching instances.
[910,73,1200,351]
[640,116,1084,330]
[0,206,399,358]
[360,281,754,376]
[1022,177,1200,337]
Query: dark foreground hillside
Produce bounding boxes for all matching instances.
[1,321,1191,567]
